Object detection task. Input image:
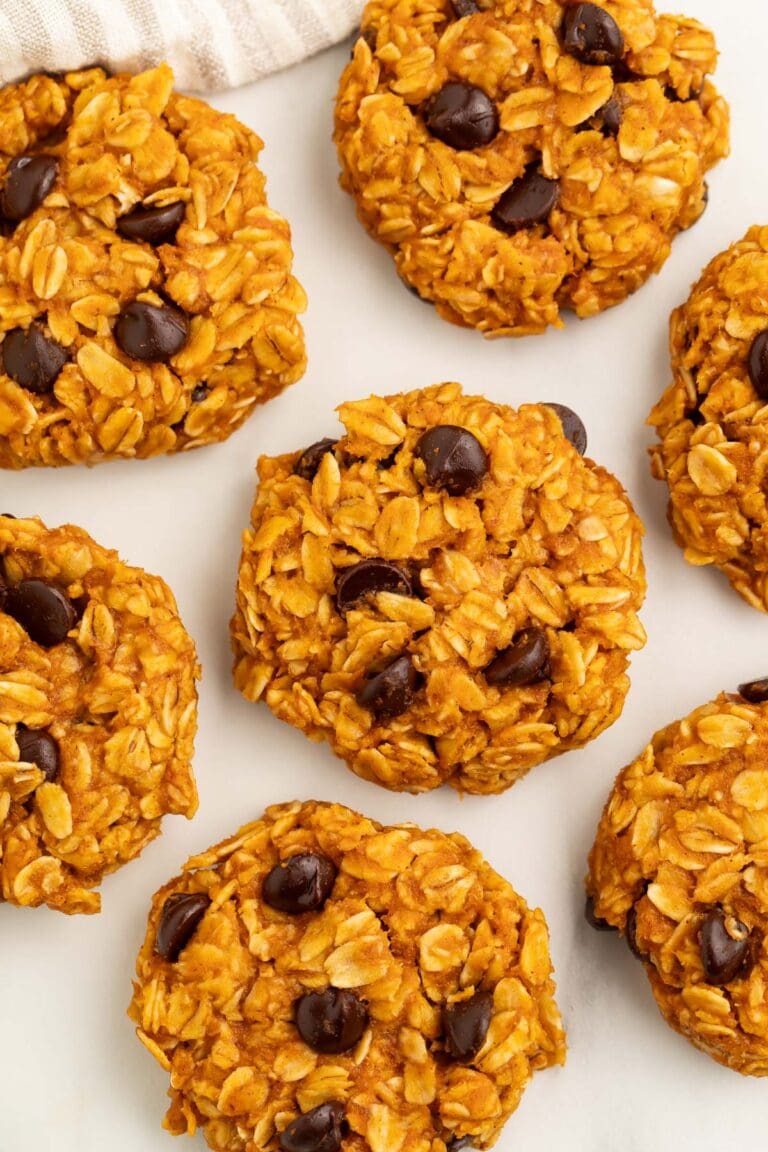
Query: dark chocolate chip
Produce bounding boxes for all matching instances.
[191,382,209,403]
[356,654,420,720]
[484,627,551,687]
[4,579,78,647]
[625,904,647,960]
[2,323,68,393]
[562,3,624,66]
[738,678,768,704]
[699,908,755,985]
[415,425,487,495]
[279,1102,346,1152]
[263,852,337,914]
[591,96,622,135]
[294,439,339,482]
[117,201,186,245]
[424,82,499,150]
[336,559,412,614]
[0,155,59,222]
[295,989,369,1054]
[748,330,768,400]
[585,894,615,931]
[16,725,59,783]
[491,166,560,233]
[443,991,493,1061]
[113,300,189,362]
[449,0,480,15]
[155,892,211,962]
[546,403,587,454]
[446,1139,473,1152]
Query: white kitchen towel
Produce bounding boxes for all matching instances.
[0,0,365,91]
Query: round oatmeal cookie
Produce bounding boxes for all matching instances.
[0,514,198,913]
[231,383,647,794]
[587,683,768,1075]
[129,799,565,1152]
[649,226,768,612]
[334,0,729,336]
[0,62,306,468]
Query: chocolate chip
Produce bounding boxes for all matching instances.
[294,439,339,482]
[16,726,59,783]
[155,892,211,962]
[113,300,189,362]
[446,1139,473,1152]
[484,627,550,687]
[699,908,755,985]
[585,894,615,931]
[191,382,209,403]
[279,1102,346,1152]
[562,3,624,66]
[443,991,493,1061]
[491,166,560,233]
[0,155,59,222]
[748,330,768,400]
[357,654,420,720]
[117,201,186,245]
[625,904,647,960]
[2,323,68,393]
[424,83,499,150]
[738,678,768,704]
[449,0,480,15]
[415,425,487,495]
[590,96,622,136]
[336,559,412,614]
[263,852,337,914]
[4,580,78,647]
[295,989,369,1054]
[546,403,587,454]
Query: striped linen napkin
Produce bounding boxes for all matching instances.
[0,0,364,91]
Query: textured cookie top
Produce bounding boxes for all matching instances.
[0,63,306,468]
[587,688,768,1075]
[231,383,646,795]
[130,800,565,1152]
[335,0,729,335]
[650,226,768,612]
[0,515,198,913]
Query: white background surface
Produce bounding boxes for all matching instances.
[1,3,767,1149]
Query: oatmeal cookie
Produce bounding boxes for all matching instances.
[334,0,729,336]
[231,383,646,795]
[129,799,565,1152]
[587,683,768,1075]
[0,62,306,468]
[649,226,768,612]
[0,514,198,913]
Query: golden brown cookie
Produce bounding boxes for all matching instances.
[649,226,768,612]
[334,0,729,336]
[0,514,198,913]
[0,63,306,468]
[587,684,768,1075]
[231,383,647,795]
[129,799,565,1152]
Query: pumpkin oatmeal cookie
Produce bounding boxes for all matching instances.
[649,226,768,612]
[129,799,565,1152]
[231,384,646,795]
[0,514,198,913]
[0,62,306,468]
[334,0,729,336]
[587,682,768,1075]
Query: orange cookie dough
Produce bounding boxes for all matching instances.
[335,0,729,336]
[130,800,565,1152]
[587,683,768,1075]
[0,63,306,467]
[0,514,198,913]
[231,384,646,794]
